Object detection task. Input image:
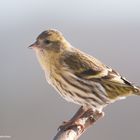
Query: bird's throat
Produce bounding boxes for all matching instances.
[34,48,50,72]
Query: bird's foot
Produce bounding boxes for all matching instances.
[88,110,104,121]
[58,119,84,131]
[58,107,104,132]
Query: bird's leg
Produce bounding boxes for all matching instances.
[58,106,87,131]
[70,106,87,122]
[83,109,104,123]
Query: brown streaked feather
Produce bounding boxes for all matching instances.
[61,48,137,96]
[62,49,107,76]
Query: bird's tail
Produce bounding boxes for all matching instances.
[133,86,140,96]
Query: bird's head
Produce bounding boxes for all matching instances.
[29,29,70,53]
[29,29,70,71]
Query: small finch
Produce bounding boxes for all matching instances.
[29,29,140,126]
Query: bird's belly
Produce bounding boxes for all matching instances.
[50,76,111,111]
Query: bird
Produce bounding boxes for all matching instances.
[29,29,140,129]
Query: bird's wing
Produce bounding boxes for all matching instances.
[62,49,133,88]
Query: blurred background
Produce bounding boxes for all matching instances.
[0,0,140,140]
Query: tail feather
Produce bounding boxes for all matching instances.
[133,86,140,96]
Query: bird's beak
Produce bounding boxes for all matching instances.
[28,41,38,49]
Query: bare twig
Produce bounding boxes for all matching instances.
[53,107,104,140]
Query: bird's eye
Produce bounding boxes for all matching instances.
[44,39,51,44]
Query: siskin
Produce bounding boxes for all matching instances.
[29,29,140,121]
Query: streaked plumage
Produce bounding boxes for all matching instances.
[30,29,140,112]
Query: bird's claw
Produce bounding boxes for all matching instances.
[58,120,84,132]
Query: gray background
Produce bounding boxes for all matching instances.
[1,0,140,140]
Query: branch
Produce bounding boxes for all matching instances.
[53,107,104,140]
